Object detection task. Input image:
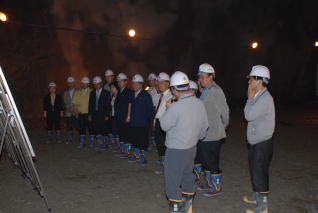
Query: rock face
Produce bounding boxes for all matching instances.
[0,0,318,117]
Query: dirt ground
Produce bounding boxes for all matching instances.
[0,105,318,213]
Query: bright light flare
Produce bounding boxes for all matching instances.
[252,42,258,49]
[129,29,135,37]
[145,86,149,91]
[315,41,318,47]
[0,12,7,21]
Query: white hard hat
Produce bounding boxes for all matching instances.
[117,73,127,81]
[170,71,189,90]
[105,69,114,76]
[148,73,157,80]
[197,63,215,77]
[189,80,198,90]
[67,76,75,83]
[48,82,56,88]
[93,76,103,84]
[81,76,90,84]
[132,74,144,83]
[157,72,170,82]
[247,65,270,79]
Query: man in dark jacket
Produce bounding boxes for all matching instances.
[114,73,133,157]
[88,76,111,150]
[127,74,153,166]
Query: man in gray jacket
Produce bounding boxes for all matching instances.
[63,76,79,144]
[196,63,230,198]
[244,65,275,213]
[160,71,208,213]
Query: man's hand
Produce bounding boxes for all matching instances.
[88,115,92,121]
[125,117,130,123]
[247,85,255,99]
[44,112,47,118]
[166,99,172,109]
[68,107,73,113]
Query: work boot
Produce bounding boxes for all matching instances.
[89,135,95,147]
[197,170,212,191]
[94,135,103,150]
[46,131,52,143]
[156,157,163,165]
[78,135,86,148]
[204,173,222,197]
[66,131,73,144]
[155,156,164,174]
[244,192,257,204]
[128,148,141,163]
[246,192,269,213]
[182,192,195,213]
[56,131,61,143]
[108,134,115,146]
[102,136,108,151]
[115,142,125,156]
[120,143,132,159]
[113,137,121,152]
[149,136,157,150]
[168,200,183,213]
[193,164,202,184]
[140,150,148,166]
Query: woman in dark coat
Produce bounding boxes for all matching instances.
[43,82,63,143]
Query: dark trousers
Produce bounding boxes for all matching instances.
[198,139,222,173]
[47,112,61,131]
[164,146,196,200]
[130,126,149,150]
[66,115,80,132]
[116,121,130,142]
[79,113,92,135]
[149,106,156,137]
[110,116,118,136]
[91,111,108,136]
[154,119,166,156]
[194,143,201,164]
[249,137,273,192]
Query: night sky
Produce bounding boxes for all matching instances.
[0,0,318,116]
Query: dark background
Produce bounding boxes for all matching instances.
[0,0,318,117]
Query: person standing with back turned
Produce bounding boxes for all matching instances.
[160,71,208,213]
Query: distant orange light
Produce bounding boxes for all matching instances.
[129,29,135,37]
[0,12,7,21]
[252,42,258,49]
[315,41,318,47]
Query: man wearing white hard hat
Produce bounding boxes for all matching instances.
[244,65,275,213]
[147,73,159,150]
[196,63,229,198]
[72,76,93,148]
[153,72,172,174]
[159,71,208,213]
[114,73,133,157]
[88,76,111,151]
[189,80,198,97]
[43,82,63,143]
[63,77,80,144]
[127,74,153,166]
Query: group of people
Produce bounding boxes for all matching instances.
[43,63,275,213]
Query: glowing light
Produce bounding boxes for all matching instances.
[129,29,135,37]
[315,41,318,47]
[0,12,7,21]
[145,86,149,91]
[252,42,258,49]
